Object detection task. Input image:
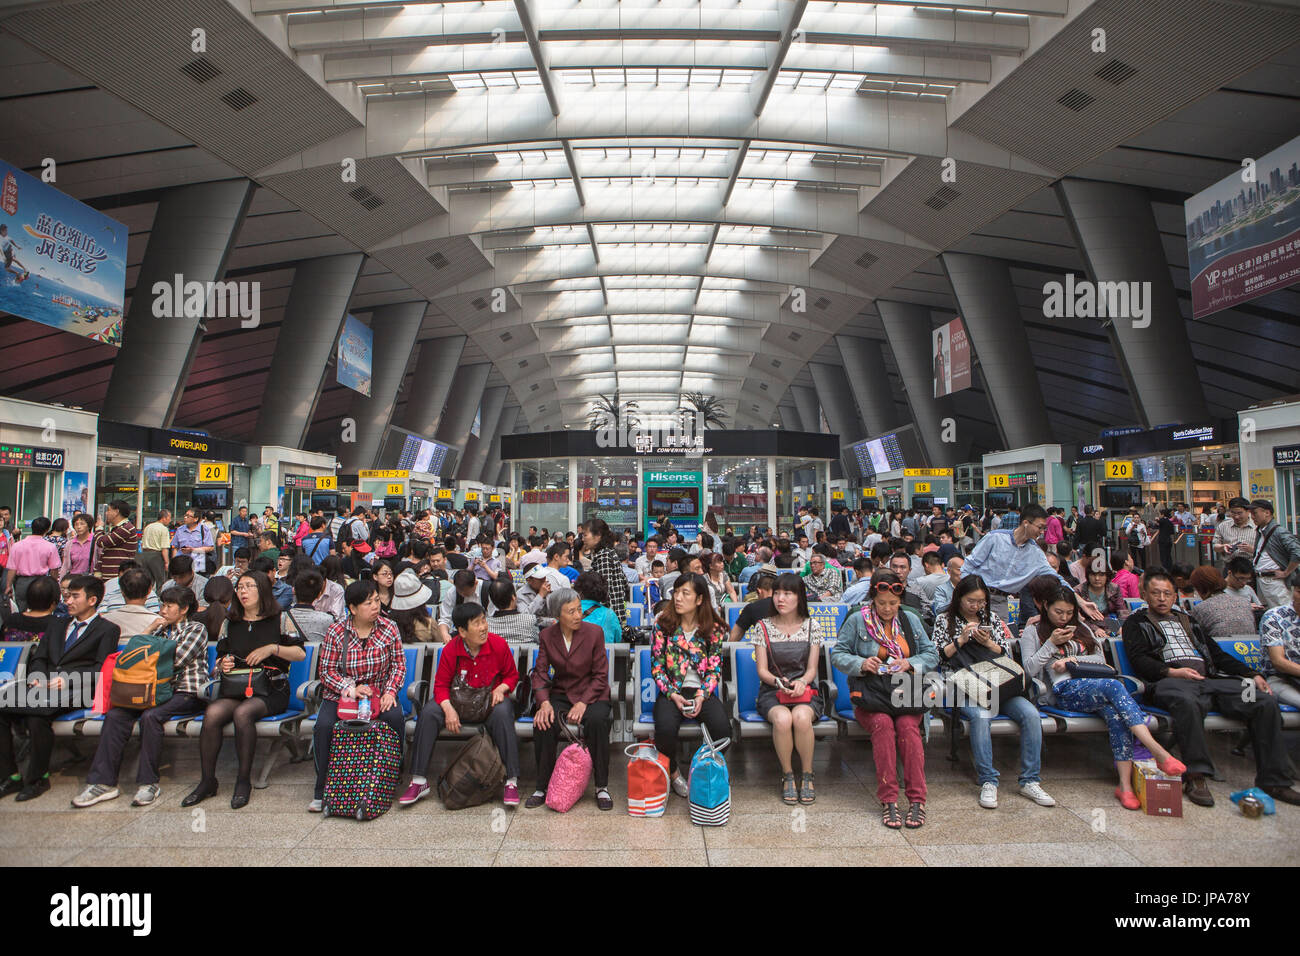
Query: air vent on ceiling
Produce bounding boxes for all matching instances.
[855,251,878,270]
[1057,88,1094,112]
[529,383,540,392]
[788,331,802,342]
[770,358,781,368]
[752,404,760,412]
[349,186,384,210]
[924,185,961,211]
[221,87,258,111]
[427,252,448,269]
[759,382,768,391]
[499,331,512,342]
[180,58,221,84]
[518,359,528,368]
[813,296,831,311]
[1095,59,1137,85]
[471,297,488,310]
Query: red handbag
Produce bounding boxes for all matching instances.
[760,622,815,705]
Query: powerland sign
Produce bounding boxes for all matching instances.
[1186,131,1300,319]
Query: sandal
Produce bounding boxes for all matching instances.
[905,802,926,829]
[799,772,816,805]
[781,773,798,805]
[881,802,902,829]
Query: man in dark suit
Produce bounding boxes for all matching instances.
[0,575,120,801]
[1074,504,1107,557]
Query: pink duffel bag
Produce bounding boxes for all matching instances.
[545,721,592,812]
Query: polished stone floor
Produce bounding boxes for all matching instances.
[1,729,1296,866]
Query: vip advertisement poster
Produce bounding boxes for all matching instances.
[336,313,373,396]
[62,471,90,520]
[1185,131,1300,319]
[933,316,970,398]
[0,159,128,345]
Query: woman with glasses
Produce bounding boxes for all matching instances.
[831,570,936,829]
[933,574,1056,811]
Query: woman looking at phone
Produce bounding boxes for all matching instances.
[650,573,729,799]
[933,574,1056,811]
[1020,585,1184,810]
[747,572,825,805]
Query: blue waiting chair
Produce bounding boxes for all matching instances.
[729,643,837,739]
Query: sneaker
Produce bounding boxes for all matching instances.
[72,784,120,808]
[671,773,689,798]
[307,798,323,813]
[978,782,998,809]
[1019,782,1057,807]
[131,784,160,807]
[398,781,430,807]
[503,783,520,807]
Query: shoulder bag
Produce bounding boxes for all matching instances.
[1064,660,1117,680]
[759,620,815,705]
[448,663,493,723]
[944,621,1028,710]
[847,611,925,716]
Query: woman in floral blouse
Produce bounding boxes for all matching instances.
[650,572,729,798]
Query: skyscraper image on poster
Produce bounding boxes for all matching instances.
[336,313,373,396]
[933,316,971,398]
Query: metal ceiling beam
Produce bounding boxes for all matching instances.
[753,0,809,117]
[720,139,751,207]
[513,0,561,117]
[562,140,586,205]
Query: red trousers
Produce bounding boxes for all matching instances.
[855,710,926,805]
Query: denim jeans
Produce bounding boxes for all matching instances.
[958,694,1042,787]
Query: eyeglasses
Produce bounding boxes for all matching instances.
[872,582,905,595]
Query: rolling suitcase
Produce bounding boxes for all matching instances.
[323,718,402,821]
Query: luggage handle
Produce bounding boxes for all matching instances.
[625,741,671,792]
[698,726,731,762]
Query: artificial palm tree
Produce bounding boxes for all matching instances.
[678,391,729,429]
[586,392,641,431]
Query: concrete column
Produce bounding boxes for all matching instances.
[253,253,364,448]
[778,404,802,431]
[397,336,466,437]
[767,456,777,531]
[810,362,865,444]
[337,302,426,472]
[835,335,899,437]
[102,179,255,426]
[1056,178,1210,427]
[876,300,959,467]
[941,252,1054,449]
[458,386,507,481]
[480,405,520,485]
[791,386,821,434]
[433,364,492,474]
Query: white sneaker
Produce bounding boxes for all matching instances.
[307,798,323,813]
[71,784,119,808]
[131,784,161,807]
[671,773,689,798]
[978,782,998,809]
[1019,782,1057,807]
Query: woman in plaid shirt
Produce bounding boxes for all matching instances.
[309,579,406,812]
[582,518,629,626]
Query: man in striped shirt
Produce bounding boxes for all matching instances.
[95,500,139,580]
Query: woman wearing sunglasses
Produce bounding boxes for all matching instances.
[831,570,937,829]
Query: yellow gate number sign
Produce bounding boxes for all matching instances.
[465,491,479,501]
[914,482,931,494]
[197,462,229,483]
[987,474,1010,489]
[831,491,844,500]
[386,484,404,496]
[315,476,337,490]
[1105,460,1134,480]
[862,487,878,498]
[437,489,453,499]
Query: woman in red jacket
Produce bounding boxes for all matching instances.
[401,601,520,807]
[528,587,613,810]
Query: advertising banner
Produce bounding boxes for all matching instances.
[336,313,373,396]
[933,316,971,397]
[1185,131,1300,318]
[0,159,128,345]
[62,471,90,520]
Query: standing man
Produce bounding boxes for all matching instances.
[4,516,61,611]
[1250,499,1300,609]
[170,508,215,577]
[95,500,139,580]
[1212,497,1256,568]
[230,505,254,552]
[139,509,172,593]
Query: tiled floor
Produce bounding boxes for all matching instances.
[1,730,1296,866]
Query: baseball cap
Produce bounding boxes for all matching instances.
[526,564,549,580]
[352,541,372,554]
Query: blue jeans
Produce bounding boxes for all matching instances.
[958,694,1042,787]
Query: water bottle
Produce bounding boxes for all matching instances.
[357,696,371,721]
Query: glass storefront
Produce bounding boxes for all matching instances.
[96,449,252,525]
[775,458,828,534]
[0,468,61,530]
[578,456,638,534]
[515,459,570,535]
[706,456,767,533]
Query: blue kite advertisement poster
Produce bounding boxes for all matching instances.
[0,159,128,346]
[62,471,90,520]
[336,313,373,396]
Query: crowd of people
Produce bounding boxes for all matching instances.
[0,492,1295,829]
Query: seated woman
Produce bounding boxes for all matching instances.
[1110,552,1141,605]
[1188,565,1256,640]
[372,560,397,614]
[194,575,234,642]
[182,570,306,810]
[1021,584,1184,809]
[650,573,730,799]
[831,569,936,830]
[933,574,1055,811]
[746,572,824,805]
[703,551,739,607]
[529,588,614,811]
[401,601,520,808]
[485,577,540,645]
[388,569,435,643]
[307,579,407,813]
[573,570,622,644]
[286,571,338,643]
[1075,563,1124,621]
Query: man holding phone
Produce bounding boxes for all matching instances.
[1212,497,1255,566]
